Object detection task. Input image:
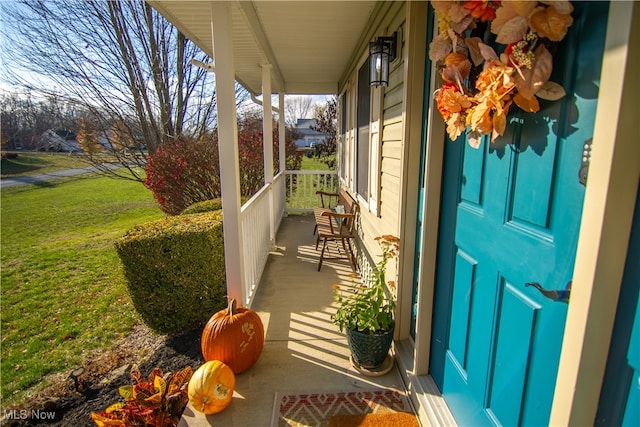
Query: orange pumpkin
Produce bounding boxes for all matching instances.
[188,360,235,414]
[201,299,265,374]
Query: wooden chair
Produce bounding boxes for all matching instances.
[313,189,359,271]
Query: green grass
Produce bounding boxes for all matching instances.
[0,174,164,405]
[287,157,337,210]
[1,153,91,177]
[0,153,330,403]
[300,156,331,170]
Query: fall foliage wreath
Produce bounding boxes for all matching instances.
[430,1,574,148]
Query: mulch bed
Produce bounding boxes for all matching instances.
[3,324,204,426]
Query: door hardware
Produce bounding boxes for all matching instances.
[525,281,572,304]
[579,138,592,186]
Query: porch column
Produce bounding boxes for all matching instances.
[279,93,286,172]
[262,63,275,243]
[210,2,246,305]
[262,64,274,184]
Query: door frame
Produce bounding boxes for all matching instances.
[403,2,640,426]
[549,2,639,424]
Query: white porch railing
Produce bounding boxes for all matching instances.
[285,169,339,213]
[239,172,286,306]
[239,169,337,305]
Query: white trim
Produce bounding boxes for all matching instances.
[396,340,457,427]
[413,54,445,377]
[369,83,383,216]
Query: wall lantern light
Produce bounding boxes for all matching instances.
[369,32,397,87]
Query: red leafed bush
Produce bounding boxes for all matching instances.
[237,128,265,197]
[144,136,221,215]
[145,122,301,215]
[231,115,302,196]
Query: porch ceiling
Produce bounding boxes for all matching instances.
[147,1,378,95]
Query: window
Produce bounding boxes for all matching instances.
[339,53,383,211]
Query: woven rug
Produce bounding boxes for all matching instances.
[271,389,417,427]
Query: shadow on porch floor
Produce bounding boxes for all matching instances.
[179,215,407,426]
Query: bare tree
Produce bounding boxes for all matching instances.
[0,92,78,150]
[0,0,248,181]
[0,93,31,149]
[284,95,315,127]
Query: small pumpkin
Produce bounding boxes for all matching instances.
[201,299,265,374]
[188,360,235,415]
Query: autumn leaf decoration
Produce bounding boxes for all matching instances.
[430,0,574,147]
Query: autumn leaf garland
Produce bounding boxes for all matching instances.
[430,1,574,147]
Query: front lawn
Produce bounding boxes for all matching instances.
[0,154,333,406]
[300,156,331,170]
[0,174,164,406]
[1,152,91,177]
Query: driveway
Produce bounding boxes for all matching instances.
[1,165,119,189]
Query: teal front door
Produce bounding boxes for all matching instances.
[430,3,609,426]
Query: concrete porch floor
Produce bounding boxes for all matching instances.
[179,215,409,426]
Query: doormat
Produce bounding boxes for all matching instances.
[328,412,420,427]
[271,389,416,427]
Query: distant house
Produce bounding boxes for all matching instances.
[293,118,327,149]
[39,129,82,152]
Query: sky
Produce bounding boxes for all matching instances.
[0,0,332,126]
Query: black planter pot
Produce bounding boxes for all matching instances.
[345,321,395,369]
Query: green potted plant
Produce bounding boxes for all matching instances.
[332,235,400,371]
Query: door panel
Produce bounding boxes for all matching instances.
[509,136,556,231]
[448,250,476,370]
[460,143,485,206]
[432,3,609,426]
[488,280,540,426]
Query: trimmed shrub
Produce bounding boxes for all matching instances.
[115,210,227,334]
[181,198,223,215]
